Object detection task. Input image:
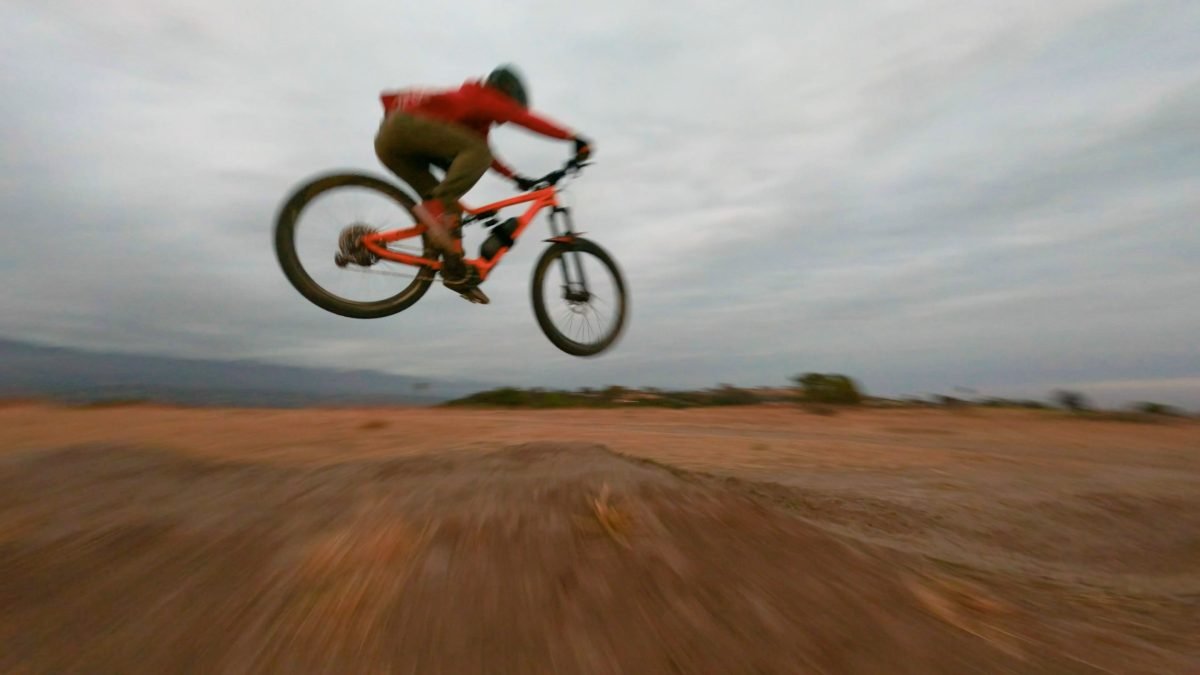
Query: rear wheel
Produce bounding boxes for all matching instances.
[531,238,627,356]
[274,172,434,319]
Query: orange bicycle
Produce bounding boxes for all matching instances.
[273,159,627,356]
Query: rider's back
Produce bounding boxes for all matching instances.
[380,81,572,140]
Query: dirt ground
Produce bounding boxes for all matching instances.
[1,402,1197,673]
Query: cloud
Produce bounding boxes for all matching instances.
[2,0,1199,408]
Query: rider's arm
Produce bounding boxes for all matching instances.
[490,156,516,178]
[472,88,576,140]
[503,108,575,140]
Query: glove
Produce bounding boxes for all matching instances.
[513,175,538,191]
[573,135,593,161]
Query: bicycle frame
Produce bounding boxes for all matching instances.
[360,185,566,282]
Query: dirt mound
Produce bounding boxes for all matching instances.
[0,443,1147,673]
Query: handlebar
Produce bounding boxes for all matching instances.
[461,157,591,225]
[531,157,590,190]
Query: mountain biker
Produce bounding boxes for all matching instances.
[374,65,592,304]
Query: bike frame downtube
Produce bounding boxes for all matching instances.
[360,187,558,280]
[471,188,559,279]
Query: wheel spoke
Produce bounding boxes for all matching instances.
[333,193,352,226]
[586,303,607,334]
[578,308,591,342]
[386,243,424,256]
[316,202,342,230]
[342,266,421,280]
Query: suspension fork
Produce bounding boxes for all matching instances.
[549,207,590,300]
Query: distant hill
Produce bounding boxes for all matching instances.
[0,336,493,407]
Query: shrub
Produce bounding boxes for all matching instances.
[1132,401,1182,417]
[708,384,761,406]
[979,398,1050,410]
[792,373,863,405]
[601,385,628,401]
[1053,390,1091,412]
[446,387,531,407]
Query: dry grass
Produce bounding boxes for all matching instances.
[588,483,633,547]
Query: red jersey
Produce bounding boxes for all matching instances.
[380,80,574,178]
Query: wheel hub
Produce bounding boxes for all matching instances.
[335,224,380,267]
[564,286,591,304]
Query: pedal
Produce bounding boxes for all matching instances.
[458,287,490,304]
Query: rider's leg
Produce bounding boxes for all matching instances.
[430,147,491,214]
[376,153,439,205]
[414,145,491,284]
[373,154,463,265]
[375,114,491,283]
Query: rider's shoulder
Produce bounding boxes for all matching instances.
[379,85,452,112]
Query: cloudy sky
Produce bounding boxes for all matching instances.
[3,0,1198,407]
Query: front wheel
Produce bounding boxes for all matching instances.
[531,238,628,356]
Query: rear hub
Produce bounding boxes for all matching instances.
[335,223,379,267]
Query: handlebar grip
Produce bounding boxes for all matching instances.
[573,136,592,161]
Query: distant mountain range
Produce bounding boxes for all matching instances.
[0,336,493,407]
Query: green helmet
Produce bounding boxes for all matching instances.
[485,65,528,107]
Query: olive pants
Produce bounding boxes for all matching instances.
[373,113,493,215]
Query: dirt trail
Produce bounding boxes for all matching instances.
[0,404,1197,673]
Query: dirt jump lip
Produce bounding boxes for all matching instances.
[1,406,1197,674]
[0,442,994,674]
